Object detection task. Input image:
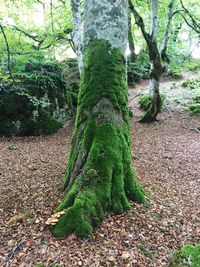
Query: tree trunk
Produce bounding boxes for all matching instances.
[138,0,162,123]
[50,0,145,238]
[139,41,163,123]
[160,0,175,67]
[70,0,83,74]
[128,11,137,62]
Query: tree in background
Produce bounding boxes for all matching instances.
[129,0,175,122]
[49,0,145,238]
[129,0,199,122]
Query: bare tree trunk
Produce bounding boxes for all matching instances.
[70,0,83,74]
[160,0,175,66]
[128,10,137,62]
[49,0,145,238]
[0,24,14,82]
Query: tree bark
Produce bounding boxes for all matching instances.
[50,0,145,238]
[160,0,175,65]
[140,0,161,122]
[70,0,83,74]
[128,10,137,62]
[129,0,162,122]
[0,24,14,82]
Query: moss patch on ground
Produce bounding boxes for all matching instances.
[169,244,200,267]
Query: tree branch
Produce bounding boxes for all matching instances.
[128,0,151,45]
[0,23,14,82]
[179,0,200,34]
[160,0,175,62]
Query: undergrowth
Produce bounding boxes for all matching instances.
[169,244,200,267]
[138,93,166,111]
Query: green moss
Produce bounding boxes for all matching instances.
[182,78,200,92]
[52,39,145,238]
[169,244,200,267]
[0,60,77,137]
[138,92,165,122]
[169,67,182,79]
[182,59,200,73]
[139,93,165,112]
[189,103,200,116]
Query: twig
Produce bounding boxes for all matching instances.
[7,240,24,260]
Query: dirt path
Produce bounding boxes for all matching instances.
[0,76,199,267]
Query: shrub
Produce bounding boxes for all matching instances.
[182,78,200,91]
[0,60,79,137]
[127,49,150,86]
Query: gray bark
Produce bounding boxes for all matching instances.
[150,0,159,41]
[128,10,137,62]
[70,0,83,74]
[160,0,175,58]
[83,0,128,56]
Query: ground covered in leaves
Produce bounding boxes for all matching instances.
[0,74,199,266]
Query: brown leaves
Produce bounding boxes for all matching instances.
[8,213,26,227]
[0,73,200,267]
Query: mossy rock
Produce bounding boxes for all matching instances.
[169,244,200,267]
[0,60,79,137]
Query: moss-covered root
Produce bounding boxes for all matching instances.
[51,39,145,238]
[51,124,145,238]
[138,107,158,123]
[138,93,162,123]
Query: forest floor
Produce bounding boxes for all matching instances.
[0,72,199,267]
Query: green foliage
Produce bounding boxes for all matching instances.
[169,66,182,79]
[182,77,200,91]
[8,144,17,150]
[188,96,200,115]
[127,49,150,86]
[182,59,200,73]
[0,60,78,136]
[182,77,200,116]
[189,103,200,115]
[139,93,166,111]
[169,244,200,267]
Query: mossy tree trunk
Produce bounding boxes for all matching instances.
[139,41,163,122]
[138,0,163,123]
[51,0,145,238]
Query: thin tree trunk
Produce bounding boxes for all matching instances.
[70,0,83,74]
[150,0,158,40]
[128,10,137,62]
[49,0,145,238]
[129,0,162,122]
[0,24,14,82]
[142,0,161,122]
[160,0,175,66]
